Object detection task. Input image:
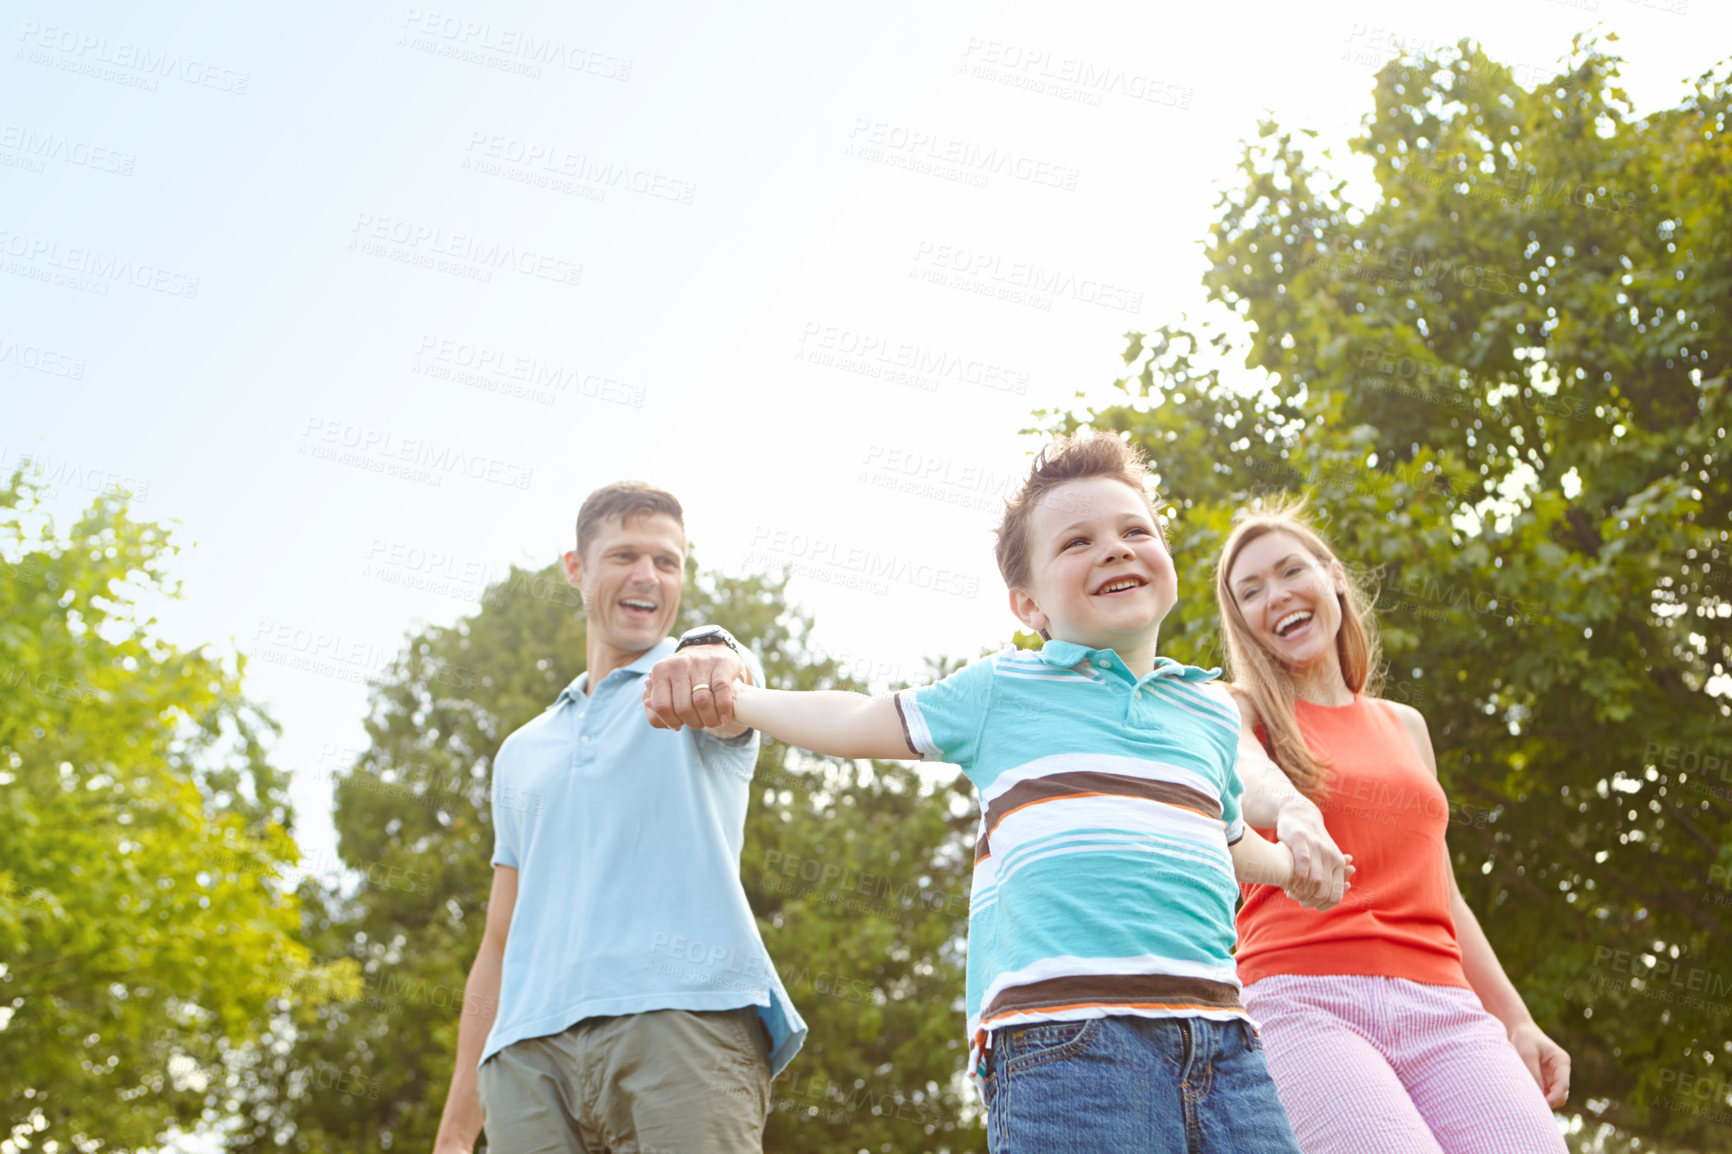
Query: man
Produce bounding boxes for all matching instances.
[432,481,805,1154]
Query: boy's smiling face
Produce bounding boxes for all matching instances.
[1008,476,1178,655]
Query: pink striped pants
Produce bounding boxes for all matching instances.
[1242,974,1567,1154]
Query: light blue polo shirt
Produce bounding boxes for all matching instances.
[482,638,806,1076]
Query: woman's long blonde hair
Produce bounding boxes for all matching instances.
[1214,500,1384,798]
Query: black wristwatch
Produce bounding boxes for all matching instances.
[675,625,742,655]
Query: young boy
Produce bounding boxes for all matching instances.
[647,432,1325,1153]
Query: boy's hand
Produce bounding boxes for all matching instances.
[643,649,749,732]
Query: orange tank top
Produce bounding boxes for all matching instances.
[1234,695,1470,989]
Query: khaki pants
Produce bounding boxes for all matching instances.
[477,1007,771,1154]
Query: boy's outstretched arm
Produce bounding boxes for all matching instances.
[642,653,915,761]
[732,684,916,760]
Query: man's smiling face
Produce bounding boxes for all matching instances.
[565,512,686,660]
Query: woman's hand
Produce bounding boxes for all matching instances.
[1508,1019,1570,1107]
[1274,797,1352,908]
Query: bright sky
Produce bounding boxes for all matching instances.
[6,0,1723,890]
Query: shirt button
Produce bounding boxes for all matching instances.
[1095,658,1112,669]
[580,736,591,744]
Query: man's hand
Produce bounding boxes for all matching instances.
[1508,1019,1571,1107]
[643,647,750,733]
[1275,797,1352,910]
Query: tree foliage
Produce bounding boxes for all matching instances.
[244,557,983,1153]
[0,473,334,1152]
[1054,38,1731,1151]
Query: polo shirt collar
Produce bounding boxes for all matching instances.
[1034,638,1219,682]
[557,638,678,705]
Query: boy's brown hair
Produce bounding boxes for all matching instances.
[575,482,685,558]
[995,431,1162,590]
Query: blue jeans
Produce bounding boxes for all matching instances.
[983,1016,1302,1154]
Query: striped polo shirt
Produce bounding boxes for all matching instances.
[893,639,1249,1083]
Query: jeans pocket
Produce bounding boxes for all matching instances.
[998,1018,1100,1076]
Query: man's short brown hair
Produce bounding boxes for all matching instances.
[994,431,1160,589]
[575,482,685,558]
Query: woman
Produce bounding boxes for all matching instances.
[1216,502,1570,1153]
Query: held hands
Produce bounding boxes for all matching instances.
[1275,798,1354,911]
[642,648,748,732]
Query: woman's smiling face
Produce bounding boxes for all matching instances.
[1226,529,1346,670]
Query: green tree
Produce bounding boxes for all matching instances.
[0,473,341,1152]
[1056,37,1730,1152]
[243,557,983,1153]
